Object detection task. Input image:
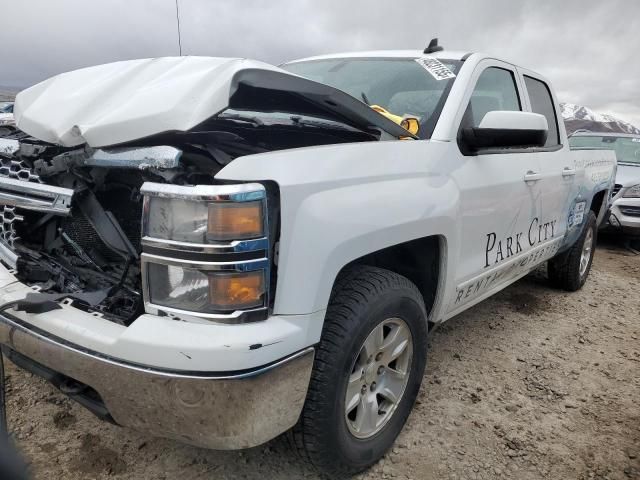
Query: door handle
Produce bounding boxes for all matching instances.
[562,167,576,177]
[523,171,542,183]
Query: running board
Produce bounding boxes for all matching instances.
[0,177,74,215]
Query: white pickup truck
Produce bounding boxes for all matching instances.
[0,45,616,476]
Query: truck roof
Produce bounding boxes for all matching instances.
[286,50,544,77]
[570,130,640,139]
[286,49,472,63]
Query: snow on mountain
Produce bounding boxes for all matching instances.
[561,103,640,135]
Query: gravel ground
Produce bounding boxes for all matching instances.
[3,237,639,480]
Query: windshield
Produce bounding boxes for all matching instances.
[569,135,640,165]
[282,58,462,139]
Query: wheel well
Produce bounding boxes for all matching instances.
[337,236,441,319]
[590,190,607,218]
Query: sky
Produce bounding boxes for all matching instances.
[1,0,639,126]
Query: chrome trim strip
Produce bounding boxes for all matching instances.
[141,236,269,254]
[0,176,74,215]
[143,302,268,323]
[141,252,269,271]
[87,146,182,169]
[140,182,266,202]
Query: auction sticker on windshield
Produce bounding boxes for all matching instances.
[415,58,456,80]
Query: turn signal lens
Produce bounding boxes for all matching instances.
[208,201,264,241]
[209,271,265,310]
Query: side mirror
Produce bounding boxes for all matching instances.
[460,111,548,153]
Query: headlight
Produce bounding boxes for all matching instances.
[144,188,265,243]
[623,184,640,198]
[140,182,270,322]
[147,263,266,313]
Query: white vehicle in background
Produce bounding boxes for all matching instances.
[0,102,13,116]
[0,42,616,476]
[0,103,14,137]
[570,131,640,237]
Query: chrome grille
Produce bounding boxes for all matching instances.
[0,156,42,183]
[0,205,23,249]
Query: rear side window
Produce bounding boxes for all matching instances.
[524,76,560,147]
[462,67,521,128]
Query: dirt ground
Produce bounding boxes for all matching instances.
[3,236,640,480]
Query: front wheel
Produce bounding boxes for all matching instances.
[548,210,597,291]
[291,266,428,477]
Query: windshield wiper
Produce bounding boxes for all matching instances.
[219,112,265,127]
[289,115,356,132]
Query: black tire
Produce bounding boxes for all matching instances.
[548,210,597,291]
[291,265,428,477]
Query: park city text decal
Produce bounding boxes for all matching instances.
[451,217,560,310]
[484,217,557,268]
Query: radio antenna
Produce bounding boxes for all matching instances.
[424,38,444,54]
[175,0,183,56]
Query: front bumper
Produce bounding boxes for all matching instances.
[603,197,640,237]
[0,313,314,449]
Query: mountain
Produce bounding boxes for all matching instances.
[561,103,640,136]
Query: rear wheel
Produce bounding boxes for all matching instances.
[548,210,597,291]
[291,266,428,477]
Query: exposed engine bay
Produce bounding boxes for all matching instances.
[0,138,205,325]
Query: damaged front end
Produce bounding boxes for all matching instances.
[0,57,411,326]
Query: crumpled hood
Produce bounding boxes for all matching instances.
[14,56,411,148]
[616,163,640,187]
[15,57,277,147]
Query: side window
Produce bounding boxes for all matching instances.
[524,76,560,147]
[462,67,521,128]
